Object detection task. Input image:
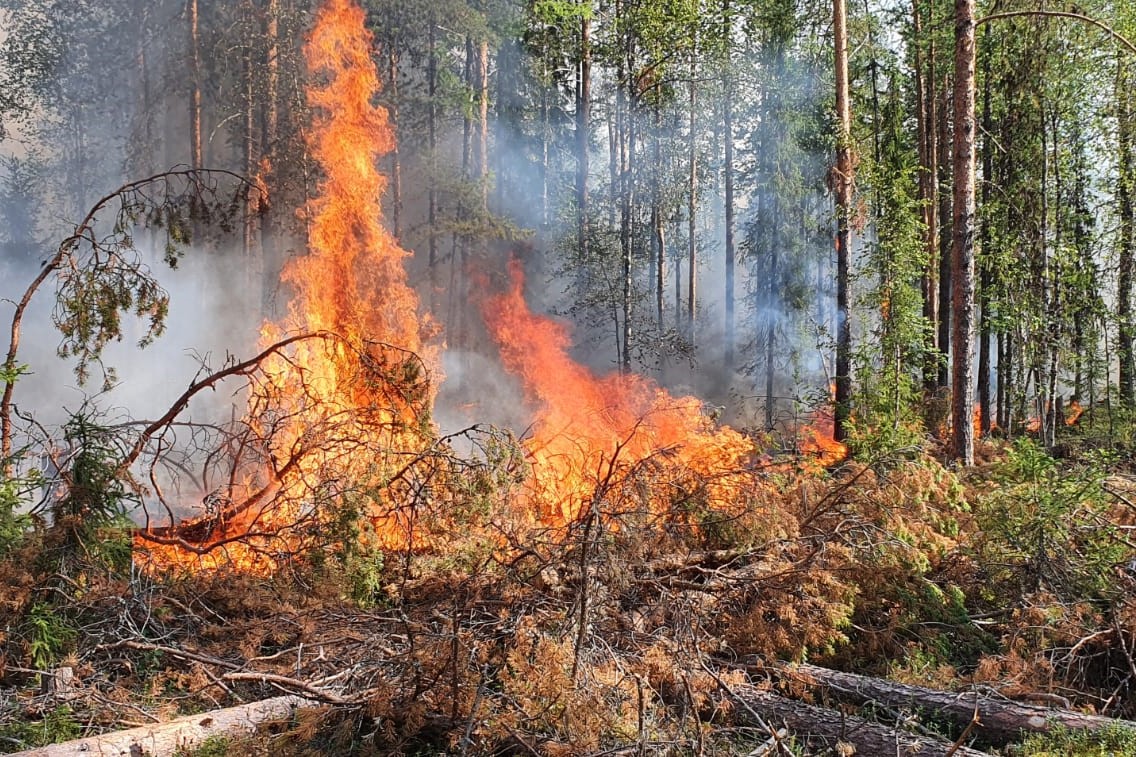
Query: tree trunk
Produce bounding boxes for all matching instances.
[1118,57,1135,406]
[188,0,202,174]
[427,17,439,314]
[723,0,736,371]
[620,32,635,374]
[915,0,940,394]
[132,6,155,175]
[455,35,474,349]
[950,0,977,465]
[776,663,1136,747]
[998,329,1009,428]
[729,684,991,757]
[259,0,280,317]
[476,39,489,217]
[577,12,591,261]
[242,46,258,295]
[977,25,993,436]
[9,696,313,757]
[687,28,698,346]
[654,102,665,330]
[833,0,854,442]
[188,0,202,248]
[937,77,953,392]
[765,195,779,432]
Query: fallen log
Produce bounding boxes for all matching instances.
[8,694,314,756]
[774,662,1136,746]
[730,684,992,756]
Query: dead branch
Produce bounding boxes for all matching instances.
[220,671,353,705]
[2,168,255,467]
[119,331,341,472]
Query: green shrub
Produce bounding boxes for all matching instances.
[25,601,76,669]
[1016,723,1136,756]
[0,705,81,749]
[973,439,1126,603]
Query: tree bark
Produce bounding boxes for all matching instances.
[765,194,779,432]
[687,26,699,346]
[577,10,591,261]
[259,0,280,317]
[427,16,439,314]
[187,0,203,249]
[723,0,736,370]
[619,30,635,374]
[937,78,953,392]
[915,0,941,394]
[951,0,977,465]
[653,102,666,330]
[476,38,489,218]
[977,25,993,436]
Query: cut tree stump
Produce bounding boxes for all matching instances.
[7,695,314,756]
[773,662,1136,746]
[730,684,993,756]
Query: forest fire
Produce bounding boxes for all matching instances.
[1023,400,1084,434]
[134,0,844,573]
[797,410,847,466]
[136,0,435,572]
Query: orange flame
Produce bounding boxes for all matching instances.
[796,407,847,468]
[481,261,757,528]
[1065,401,1084,426]
[1025,400,1085,432]
[137,0,435,572]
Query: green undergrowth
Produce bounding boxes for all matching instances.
[1012,723,1136,756]
[0,705,81,750]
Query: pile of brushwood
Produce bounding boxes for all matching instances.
[4,433,1136,756]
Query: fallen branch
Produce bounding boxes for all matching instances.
[221,671,352,705]
[97,639,241,671]
[7,694,313,756]
[729,684,992,757]
[771,662,1136,746]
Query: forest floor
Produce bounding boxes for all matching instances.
[4,432,1136,755]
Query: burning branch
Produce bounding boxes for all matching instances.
[128,332,440,573]
[119,331,340,472]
